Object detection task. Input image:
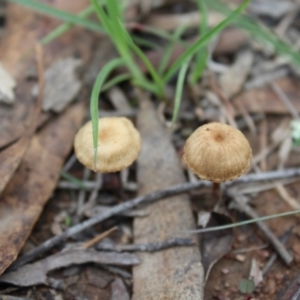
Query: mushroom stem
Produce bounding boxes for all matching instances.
[212,182,220,199]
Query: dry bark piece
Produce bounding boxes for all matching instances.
[183,122,252,183]
[32,57,82,112]
[74,117,141,173]
[133,97,204,300]
[0,62,16,104]
[0,102,85,276]
[0,249,139,287]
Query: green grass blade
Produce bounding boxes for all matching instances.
[190,0,209,84]
[90,58,125,170]
[208,0,300,67]
[159,25,186,75]
[171,61,190,128]
[40,5,95,45]
[197,0,208,35]
[190,49,208,84]
[163,0,251,83]
[10,0,104,33]
[117,20,165,97]
[60,171,90,190]
[102,73,132,92]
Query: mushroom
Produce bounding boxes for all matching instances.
[74,117,141,173]
[183,122,252,196]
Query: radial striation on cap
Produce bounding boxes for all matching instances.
[74,117,141,173]
[183,122,252,183]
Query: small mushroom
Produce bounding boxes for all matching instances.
[74,117,141,173]
[183,122,252,183]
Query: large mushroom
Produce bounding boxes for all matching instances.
[74,117,141,173]
[183,122,252,197]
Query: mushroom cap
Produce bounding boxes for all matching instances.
[183,122,252,183]
[74,117,141,173]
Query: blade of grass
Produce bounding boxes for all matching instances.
[10,0,104,33]
[117,20,165,97]
[61,171,90,190]
[171,60,190,128]
[190,0,209,84]
[40,5,95,45]
[90,58,125,170]
[102,73,132,92]
[158,25,186,75]
[208,0,300,67]
[188,209,300,233]
[163,0,251,83]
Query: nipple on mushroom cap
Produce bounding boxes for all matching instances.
[183,122,252,183]
[74,117,141,173]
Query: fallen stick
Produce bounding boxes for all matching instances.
[9,168,300,270]
[97,238,195,253]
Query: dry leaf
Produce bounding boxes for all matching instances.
[219,50,254,98]
[0,62,16,104]
[0,102,85,276]
[199,212,234,282]
[111,277,130,300]
[233,78,300,115]
[249,258,263,287]
[133,97,204,300]
[32,58,82,113]
[0,249,139,287]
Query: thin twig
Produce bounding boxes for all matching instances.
[262,226,294,275]
[232,195,293,266]
[271,82,300,120]
[81,226,118,250]
[10,168,300,270]
[97,238,195,252]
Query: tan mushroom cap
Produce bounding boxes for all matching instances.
[183,122,252,183]
[74,117,141,173]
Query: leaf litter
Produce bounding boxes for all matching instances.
[2,0,300,299]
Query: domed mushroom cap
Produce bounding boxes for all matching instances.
[183,122,252,183]
[74,117,141,173]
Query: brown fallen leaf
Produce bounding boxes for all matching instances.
[133,96,204,300]
[0,101,85,276]
[0,249,139,287]
[233,78,300,115]
[0,46,43,196]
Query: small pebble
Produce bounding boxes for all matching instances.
[235,254,246,262]
[222,268,229,275]
[224,282,230,288]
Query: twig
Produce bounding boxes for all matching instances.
[10,168,300,270]
[97,238,195,252]
[81,226,118,250]
[76,168,91,216]
[232,195,293,266]
[271,82,300,120]
[78,173,102,216]
[9,180,209,270]
[262,227,294,275]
